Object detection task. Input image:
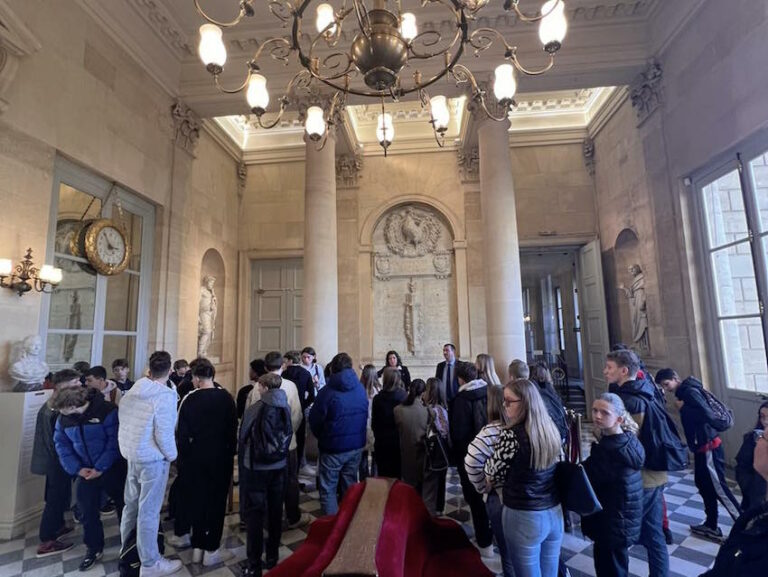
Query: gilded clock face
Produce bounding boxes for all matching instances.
[96,226,127,267]
[84,219,131,275]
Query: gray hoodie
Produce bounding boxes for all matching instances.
[239,387,289,471]
[118,376,178,463]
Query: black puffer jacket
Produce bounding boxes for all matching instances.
[735,432,768,512]
[701,501,768,577]
[675,377,721,452]
[582,432,645,548]
[449,379,488,458]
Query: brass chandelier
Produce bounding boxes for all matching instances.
[194,0,568,154]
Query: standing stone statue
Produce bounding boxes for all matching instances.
[197,275,217,358]
[618,264,650,352]
[9,335,49,391]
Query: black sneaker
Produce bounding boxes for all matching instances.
[241,565,261,577]
[79,550,102,571]
[663,527,673,545]
[690,524,723,542]
[100,502,116,516]
[264,557,278,570]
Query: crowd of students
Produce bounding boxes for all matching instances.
[29,344,768,577]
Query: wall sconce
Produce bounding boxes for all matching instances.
[0,248,62,296]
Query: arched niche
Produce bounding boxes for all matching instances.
[370,202,458,374]
[199,248,226,363]
[613,227,644,350]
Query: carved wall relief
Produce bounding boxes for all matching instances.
[371,204,457,368]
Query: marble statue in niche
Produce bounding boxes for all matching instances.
[404,278,423,355]
[9,335,49,391]
[197,275,218,358]
[618,264,649,352]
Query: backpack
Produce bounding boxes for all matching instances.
[638,396,688,472]
[119,528,164,577]
[700,388,734,432]
[247,403,292,468]
[425,421,451,472]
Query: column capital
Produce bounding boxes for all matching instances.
[171,99,201,156]
[457,146,480,182]
[630,59,663,127]
[336,153,363,187]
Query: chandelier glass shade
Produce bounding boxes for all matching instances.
[193,0,568,152]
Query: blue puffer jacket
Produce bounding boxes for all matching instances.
[54,389,121,476]
[582,431,645,548]
[308,367,368,454]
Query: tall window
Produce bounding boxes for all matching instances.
[696,143,768,393]
[555,286,565,352]
[42,158,154,377]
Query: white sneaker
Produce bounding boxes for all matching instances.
[140,557,183,577]
[478,544,495,559]
[202,548,234,566]
[166,533,191,549]
[191,548,203,563]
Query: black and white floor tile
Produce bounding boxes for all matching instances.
[0,463,734,577]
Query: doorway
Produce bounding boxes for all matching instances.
[520,240,610,412]
[250,259,304,361]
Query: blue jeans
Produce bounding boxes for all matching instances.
[318,449,362,515]
[486,492,515,577]
[120,460,171,567]
[639,486,669,577]
[502,505,563,577]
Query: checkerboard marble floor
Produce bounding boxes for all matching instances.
[0,465,736,577]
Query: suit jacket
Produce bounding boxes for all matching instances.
[435,360,460,405]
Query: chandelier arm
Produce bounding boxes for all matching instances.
[255,105,287,129]
[214,71,252,94]
[194,0,249,27]
[432,124,446,148]
[409,28,462,60]
[251,36,294,65]
[468,27,513,56]
[268,0,294,24]
[476,96,509,122]
[507,0,563,23]
[352,0,372,36]
[509,51,556,76]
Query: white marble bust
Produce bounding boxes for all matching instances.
[9,335,49,391]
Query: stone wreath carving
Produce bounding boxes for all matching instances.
[384,207,441,257]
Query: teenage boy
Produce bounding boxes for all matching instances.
[604,349,669,577]
[239,373,293,577]
[52,386,125,571]
[111,358,134,392]
[247,352,308,529]
[282,350,314,469]
[119,350,182,577]
[84,365,122,405]
[31,369,81,557]
[170,359,189,387]
[655,369,741,540]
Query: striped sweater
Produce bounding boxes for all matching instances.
[464,421,503,496]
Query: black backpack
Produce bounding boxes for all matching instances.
[700,388,734,432]
[638,396,688,472]
[119,528,164,577]
[248,403,292,468]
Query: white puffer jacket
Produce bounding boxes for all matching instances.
[118,377,178,463]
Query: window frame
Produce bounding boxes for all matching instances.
[40,157,155,378]
[691,130,768,397]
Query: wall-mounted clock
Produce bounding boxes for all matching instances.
[83,219,132,276]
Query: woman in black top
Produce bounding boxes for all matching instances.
[372,367,407,478]
[485,379,563,577]
[174,358,238,566]
[377,350,411,391]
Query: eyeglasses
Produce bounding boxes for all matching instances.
[503,399,521,406]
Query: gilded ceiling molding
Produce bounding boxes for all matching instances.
[0,0,42,113]
[131,0,192,56]
[630,60,663,127]
[336,154,363,187]
[171,99,201,156]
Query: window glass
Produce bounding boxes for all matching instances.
[719,318,768,393]
[710,242,760,316]
[46,333,92,372]
[102,335,136,371]
[104,272,139,332]
[749,151,768,233]
[48,256,97,330]
[702,169,749,248]
[55,185,102,258]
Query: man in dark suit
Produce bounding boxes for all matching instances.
[435,343,460,406]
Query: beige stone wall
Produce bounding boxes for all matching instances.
[239,143,596,370]
[0,0,240,390]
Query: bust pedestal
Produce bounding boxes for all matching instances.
[0,391,50,539]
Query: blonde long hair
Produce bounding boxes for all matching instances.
[506,379,562,470]
[596,392,639,437]
[476,353,502,386]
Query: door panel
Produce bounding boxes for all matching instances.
[251,259,303,360]
[578,239,611,411]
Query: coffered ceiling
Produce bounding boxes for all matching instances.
[75,0,705,157]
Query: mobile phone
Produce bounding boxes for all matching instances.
[754,429,765,441]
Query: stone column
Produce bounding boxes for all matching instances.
[303,131,338,363]
[477,114,527,367]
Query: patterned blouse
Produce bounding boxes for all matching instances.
[483,427,521,487]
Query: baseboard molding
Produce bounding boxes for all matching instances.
[0,503,44,540]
